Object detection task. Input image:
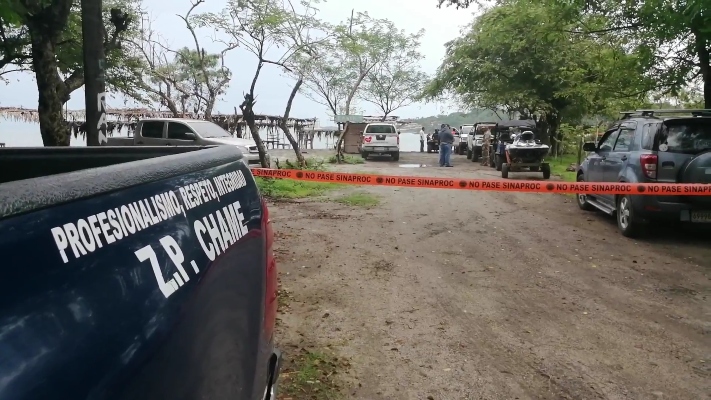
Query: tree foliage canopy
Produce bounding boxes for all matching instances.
[424,0,654,145]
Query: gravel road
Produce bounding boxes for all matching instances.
[271,152,711,400]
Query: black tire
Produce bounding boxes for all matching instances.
[392,152,400,162]
[501,163,509,179]
[472,152,478,162]
[361,151,369,159]
[427,146,431,153]
[576,174,595,211]
[541,163,551,179]
[495,154,503,171]
[466,148,472,159]
[616,195,641,238]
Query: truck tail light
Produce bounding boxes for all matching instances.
[640,154,657,179]
[261,196,277,339]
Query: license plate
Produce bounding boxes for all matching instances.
[375,147,385,151]
[691,211,711,223]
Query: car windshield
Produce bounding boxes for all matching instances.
[365,124,396,134]
[660,120,711,154]
[187,121,231,138]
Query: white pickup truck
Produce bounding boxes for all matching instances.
[459,124,475,155]
[106,118,266,166]
[467,122,498,162]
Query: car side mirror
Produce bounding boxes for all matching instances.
[582,142,596,152]
[184,132,196,140]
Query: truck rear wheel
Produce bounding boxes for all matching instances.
[541,163,551,179]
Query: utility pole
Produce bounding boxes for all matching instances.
[81,0,107,146]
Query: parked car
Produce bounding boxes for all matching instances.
[577,109,711,237]
[361,122,400,161]
[0,145,281,400]
[106,118,267,166]
[459,124,475,157]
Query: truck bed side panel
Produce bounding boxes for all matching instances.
[0,154,268,400]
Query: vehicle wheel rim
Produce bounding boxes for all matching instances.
[619,197,630,229]
[578,193,586,206]
[577,179,586,205]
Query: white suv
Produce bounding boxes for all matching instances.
[360,123,400,161]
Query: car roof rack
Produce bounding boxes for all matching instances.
[619,109,711,119]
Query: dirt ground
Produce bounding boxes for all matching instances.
[271,151,711,400]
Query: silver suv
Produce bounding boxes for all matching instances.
[577,109,711,237]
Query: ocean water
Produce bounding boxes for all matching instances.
[0,121,425,152]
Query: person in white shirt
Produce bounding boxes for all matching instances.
[419,126,426,152]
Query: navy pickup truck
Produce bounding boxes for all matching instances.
[0,146,280,400]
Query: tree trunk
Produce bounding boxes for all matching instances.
[279,78,306,167]
[692,30,710,108]
[334,72,369,163]
[204,95,215,121]
[241,61,270,168]
[242,98,269,168]
[28,29,70,146]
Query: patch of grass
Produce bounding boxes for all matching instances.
[548,153,581,182]
[327,154,364,164]
[277,157,327,171]
[334,191,380,207]
[280,350,342,400]
[256,177,338,199]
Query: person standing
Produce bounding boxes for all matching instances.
[419,126,426,152]
[481,128,491,166]
[438,123,454,167]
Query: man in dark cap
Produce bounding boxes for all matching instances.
[438,123,454,167]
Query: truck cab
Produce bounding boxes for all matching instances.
[106,118,267,166]
[0,146,281,400]
[466,122,497,161]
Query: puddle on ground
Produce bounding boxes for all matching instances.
[399,164,428,168]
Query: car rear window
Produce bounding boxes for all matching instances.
[365,125,396,134]
[659,120,711,154]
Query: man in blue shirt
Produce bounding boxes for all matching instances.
[437,124,454,167]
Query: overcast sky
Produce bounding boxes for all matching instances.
[0,0,480,144]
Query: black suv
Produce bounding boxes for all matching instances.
[577,109,711,237]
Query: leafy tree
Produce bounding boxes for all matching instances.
[197,0,325,167]
[441,0,711,108]
[125,22,187,117]
[172,0,235,120]
[0,0,145,146]
[359,28,428,120]
[329,12,413,160]
[423,0,648,150]
[298,52,350,118]
[559,0,711,108]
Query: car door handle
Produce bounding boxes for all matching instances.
[620,156,627,161]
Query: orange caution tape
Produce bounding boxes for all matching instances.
[251,168,711,196]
